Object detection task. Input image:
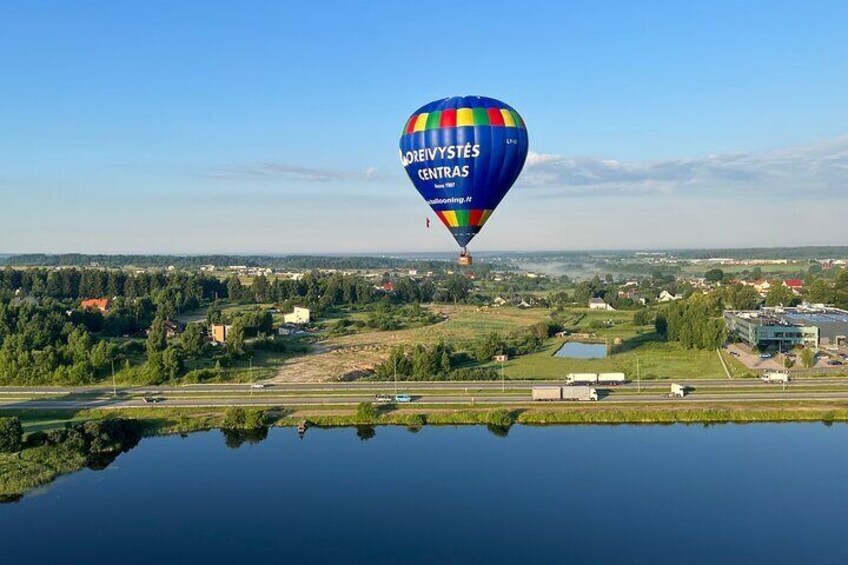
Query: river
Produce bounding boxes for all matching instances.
[2,424,847,564]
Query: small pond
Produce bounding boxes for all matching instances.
[554,341,607,359]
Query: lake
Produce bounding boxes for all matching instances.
[555,341,608,358]
[3,424,848,564]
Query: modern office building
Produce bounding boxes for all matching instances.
[724,306,848,349]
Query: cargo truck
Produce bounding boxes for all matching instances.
[561,386,599,401]
[761,371,790,384]
[597,372,626,385]
[566,373,598,385]
[669,383,687,398]
[531,386,562,401]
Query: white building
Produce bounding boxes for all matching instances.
[657,290,683,302]
[588,298,615,311]
[283,306,311,325]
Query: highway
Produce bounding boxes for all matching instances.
[3,375,848,397]
[3,377,848,410]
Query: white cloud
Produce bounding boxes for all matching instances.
[204,162,383,182]
[521,136,848,198]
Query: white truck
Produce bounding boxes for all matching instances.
[761,371,791,384]
[531,386,562,401]
[670,383,687,398]
[597,372,627,385]
[566,373,598,385]
[561,386,599,401]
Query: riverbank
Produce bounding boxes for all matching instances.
[4,401,848,499]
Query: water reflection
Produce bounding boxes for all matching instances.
[222,427,269,449]
[355,425,376,441]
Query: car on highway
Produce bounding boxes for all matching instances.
[142,397,162,404]
[394,394,412,403]
[374,394,393,403]
[250,383,266,389]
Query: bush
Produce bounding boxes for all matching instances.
[400,413,426,428]
[356,402,377,421]
[222,407,267,430]
[485,409,515,428]
[0,417,24,453]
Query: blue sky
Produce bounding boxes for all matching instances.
[1,1,846,254]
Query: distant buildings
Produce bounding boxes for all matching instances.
[724,306,848,349]
[210,324,233,344]
[588,298,615,311]
[283,306,311,325]
[80,298,111,313]
[657,290,683,302]
[783,279,804,294]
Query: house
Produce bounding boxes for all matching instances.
[657,290,683,302]
[163,320,185,337]
[382,282,395,292]
[277,323,301,336]
[492,296,508,307]
[283,306,311,325]
[588,298,615,311]
[783,279,804,294]
[494,354,509,363]
[80,298,111,313]
[210,324,233,344]
[751,280,772,295]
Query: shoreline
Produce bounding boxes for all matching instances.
[4,402,848,499]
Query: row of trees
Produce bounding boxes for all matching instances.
[655,293,726,349]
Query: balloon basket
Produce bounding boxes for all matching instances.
[458,250,472,266]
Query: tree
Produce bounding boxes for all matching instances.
[146,318,167,355]
[226,275,244,301]
[356,402,377,421]
[800,348,815,368]
[180,323,204,358]
[227,321,245,355]
[444,274,472,303]
[704,269,724,283]
[633,309,654,326]
[725,284,760,310]
[0,416,23,453]
[765,284,796,307]
[161,346,184,381]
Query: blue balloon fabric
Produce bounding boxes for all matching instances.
[399,96,529,248]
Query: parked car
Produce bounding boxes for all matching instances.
[759,353,772,359]
[827,360,844,366]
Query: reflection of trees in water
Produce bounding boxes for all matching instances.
[486,424,511,438]
[222,427,269,449]
[355,425,376,441]
[0,493,23,504]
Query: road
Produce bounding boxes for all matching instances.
[3,377,848,410]
[3,376,848,396]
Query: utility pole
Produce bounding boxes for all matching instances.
[636,355,641,393]
[111,359,117,397]
[501,358,505,393]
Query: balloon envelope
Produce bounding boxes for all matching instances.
[399,96,528,248]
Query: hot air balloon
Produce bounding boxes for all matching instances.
[399,95,528,265]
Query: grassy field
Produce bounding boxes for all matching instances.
[272,305,546,382]
[680,263,808,276]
